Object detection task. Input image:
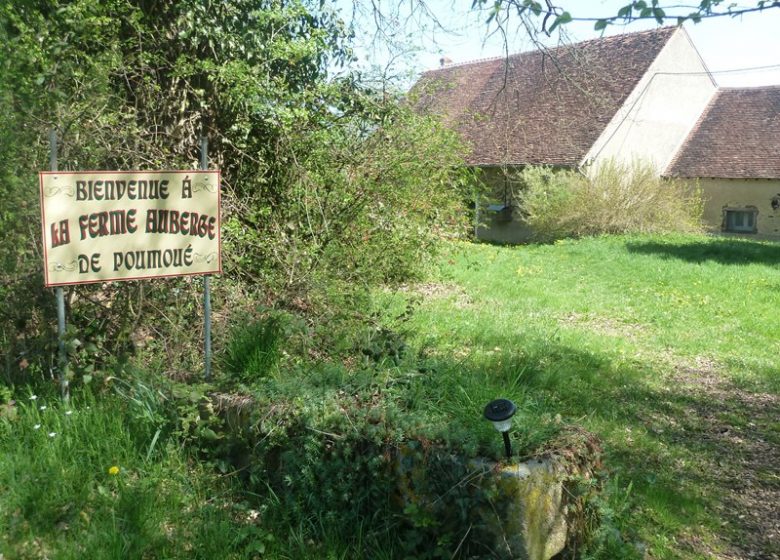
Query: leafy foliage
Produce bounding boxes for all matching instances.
[0,0,470,384]
[469,0,780,34]
[180,360,578,559]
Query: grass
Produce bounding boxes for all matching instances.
[390,234,779,392]
[0,386,398,559]
[374,232,779,559]
[1,232,777,559]
[0,392,261,559]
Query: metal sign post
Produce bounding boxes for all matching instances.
[49,128,69,402]
[200,134,212,381]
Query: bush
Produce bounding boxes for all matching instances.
[201,372,500,559]
[519,160,703,241]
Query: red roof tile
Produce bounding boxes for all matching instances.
[665,86,780,179]
[411,27,678,167]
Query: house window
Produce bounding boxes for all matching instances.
[724,209,757,233]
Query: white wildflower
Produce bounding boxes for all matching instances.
[48,432,57,438]
[29,395,37,401]
[39,405,47,411]
[65,410,73,416]
[33,424,41,430]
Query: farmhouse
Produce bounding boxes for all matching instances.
[665,86,780,237]
[412,26,780,241]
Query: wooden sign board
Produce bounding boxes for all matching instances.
[39,170,221,287]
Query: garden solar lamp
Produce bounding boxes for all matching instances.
[484,398,517,460]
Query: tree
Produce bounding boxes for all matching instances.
[0,0,470,382]
[470,0,780,36]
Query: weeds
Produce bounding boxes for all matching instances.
[223,311,289,383]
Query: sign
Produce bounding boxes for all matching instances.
[39,170,221,287]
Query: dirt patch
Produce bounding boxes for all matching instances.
[669,362,780,560]
[558,312,647,340]
[397,282,473,308]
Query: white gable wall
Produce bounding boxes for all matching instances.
[582,27,717,174]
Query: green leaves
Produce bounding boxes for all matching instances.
[469,0,702,34]
[526,0,544,17]
[1,0,472,387]
[594,0,665,29]
[548,11,572,33]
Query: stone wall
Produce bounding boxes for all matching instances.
[698,178,780,239]
[394,428,601,560]
[207,393,602,559]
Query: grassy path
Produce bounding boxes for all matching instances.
[394,234,780,559]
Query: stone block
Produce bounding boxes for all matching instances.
[482,458,567,560]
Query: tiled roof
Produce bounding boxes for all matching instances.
[665,86,780,179]
[411,27,678,167]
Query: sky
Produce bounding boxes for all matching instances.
[342,0,780,88]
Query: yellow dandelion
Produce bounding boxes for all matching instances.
[108,465,120,476]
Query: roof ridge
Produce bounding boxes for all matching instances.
[422,53,507,73]
[421,25,678,74]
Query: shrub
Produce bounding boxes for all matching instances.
[518,160,703,241]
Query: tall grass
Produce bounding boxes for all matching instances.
[0,392,267,559]
[223,312,286,382]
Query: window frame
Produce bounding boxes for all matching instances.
[722,207,758,234]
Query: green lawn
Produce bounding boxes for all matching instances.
[2,233,777,559]
[0,391,274,560]
[381,233,779,559]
